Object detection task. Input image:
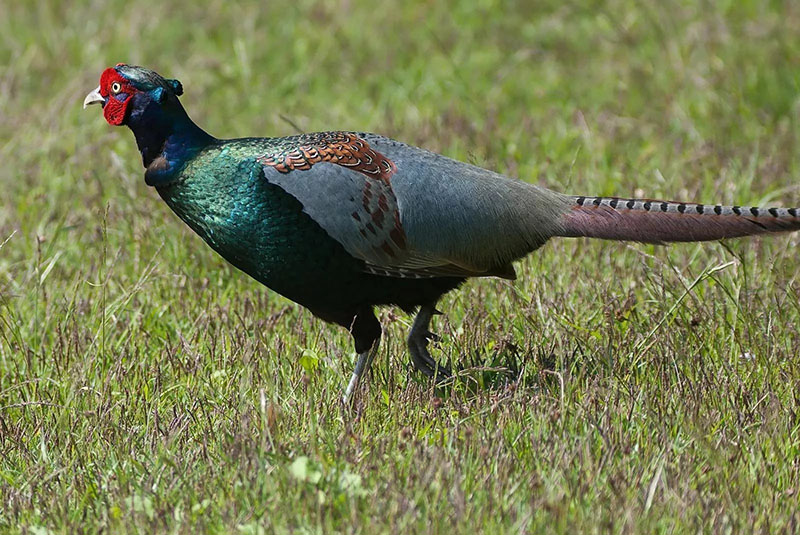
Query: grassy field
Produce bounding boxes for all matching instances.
[2,0,800,532]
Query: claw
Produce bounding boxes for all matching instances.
[423,330,441,343]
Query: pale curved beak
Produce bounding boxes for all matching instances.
[83,86,105,109]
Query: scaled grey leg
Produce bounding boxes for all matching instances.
[407,304,451,379]
[343,340,379,404]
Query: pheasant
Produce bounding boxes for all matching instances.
[85,64,800,402]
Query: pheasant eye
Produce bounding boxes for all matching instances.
[110,82,121,94]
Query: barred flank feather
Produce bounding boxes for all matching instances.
[559,196,800,243]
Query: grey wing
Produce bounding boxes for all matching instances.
[365,134,572,274]
[259,133,571,279]
[260,162,471,278]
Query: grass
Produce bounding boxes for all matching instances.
[2,0,800,532]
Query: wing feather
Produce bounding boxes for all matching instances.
[256,132,571,279]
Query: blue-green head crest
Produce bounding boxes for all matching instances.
[115,64,183,102]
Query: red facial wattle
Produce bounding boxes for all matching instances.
[98,67,137,126]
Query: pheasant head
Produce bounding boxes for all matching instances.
[84,63,183,126]
[84,64,211,186]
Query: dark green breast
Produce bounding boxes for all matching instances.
[156,143,358,306]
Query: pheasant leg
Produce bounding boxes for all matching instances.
[343,341,379,404]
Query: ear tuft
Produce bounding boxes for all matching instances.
[169,79,183,96]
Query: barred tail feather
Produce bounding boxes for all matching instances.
[559,196,800,243]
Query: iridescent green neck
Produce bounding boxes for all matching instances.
[124,92,215,187]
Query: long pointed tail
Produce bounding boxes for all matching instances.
[558,196,800,243]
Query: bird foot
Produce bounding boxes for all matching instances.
[409,341,451,380]
[407,305,451,381]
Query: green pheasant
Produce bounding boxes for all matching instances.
[85,64,800,402]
